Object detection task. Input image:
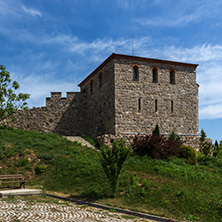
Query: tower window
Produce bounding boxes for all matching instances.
[138,98,141,111]
[99,73,102,88]
[170,70,175,84]
[90,80,93,95]
[171,100,173,113]
[152,68,158,83]
[133,66,139,81]
[155,99,158,112]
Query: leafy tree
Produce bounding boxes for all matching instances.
[213,140,220,157]
[0,65,30,121]
[200,129,207,142]
[100,139,130,196]
[199,141,212,157]
[152,124,160,137]
[199,129,212,157]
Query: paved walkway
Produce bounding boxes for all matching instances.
[64,136,97,150]
[0,199,152,221]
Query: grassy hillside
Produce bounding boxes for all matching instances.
[0,126,222,222]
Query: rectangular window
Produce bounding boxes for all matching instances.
[155,99,158,112]
[138,98,141,111]
[171,100,173,113]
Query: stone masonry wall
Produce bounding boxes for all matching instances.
[96,134,200,151]
[113,57,198,137]
[79,60,115,137]
[6,92,86,135]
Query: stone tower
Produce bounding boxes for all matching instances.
[9,53,199,148]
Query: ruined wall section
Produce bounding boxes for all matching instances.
[114,58,199,136]
[7,91,86,135]
[80,60,115,137]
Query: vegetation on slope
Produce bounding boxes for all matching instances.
[0,126,222,222]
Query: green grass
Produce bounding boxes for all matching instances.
[0,126,222,221]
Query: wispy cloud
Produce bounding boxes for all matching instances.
[137,0,222,27]
[22,6,42,17]
[116,0,146,10]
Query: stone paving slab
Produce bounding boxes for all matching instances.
[0,199,152,222]
[0,189,42,197]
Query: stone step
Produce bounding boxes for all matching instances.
[0,189,42,197]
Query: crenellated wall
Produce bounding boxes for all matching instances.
[6,91,87,135]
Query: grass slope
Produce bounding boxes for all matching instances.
[0,127,222,222]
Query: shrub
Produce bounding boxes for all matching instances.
[81,134,99,148]
[16,158,29,167]
[178,145,197,164]
[199,141,212,157]
[100,139,130,196]
[213,140,220,157]
[132,134,181,159]
[35,164,46,174]
[168,131,183,146]
[199,129,212,157]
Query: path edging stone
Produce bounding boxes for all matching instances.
[45,193,179,222]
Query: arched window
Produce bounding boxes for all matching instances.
[170,70,175,84]
[133,66,139,81]
[90,80,93,95]
[152,68,158,83]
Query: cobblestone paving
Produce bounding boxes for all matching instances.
[0,199,152,222]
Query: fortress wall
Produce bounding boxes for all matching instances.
[6,91,86,135]
[113,58,198,136]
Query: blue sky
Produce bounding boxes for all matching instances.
[1,0,222,142]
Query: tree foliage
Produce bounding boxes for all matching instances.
[199,129,212,157]
[100,139,130,196]
[152,124,160,137]
[0,65,30,121]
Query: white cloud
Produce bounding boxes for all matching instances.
[116,0,146,9]
[150,44,222,120]
[13,71,79,108]
[22,6,42,17]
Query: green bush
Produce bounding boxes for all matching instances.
[16,158,29,167]
[100,139,130,196]
[178,145,197,164]
[35,164,46,174]
[81,134,99,148]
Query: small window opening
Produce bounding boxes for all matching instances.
[155,99,158,112]
[133,66,139,80]
[90,80,93,95]
[152,68,158,83]
[99,73,102,88]
[170,70,175,84]
[171,100,174,113]
[138,98,141,111]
